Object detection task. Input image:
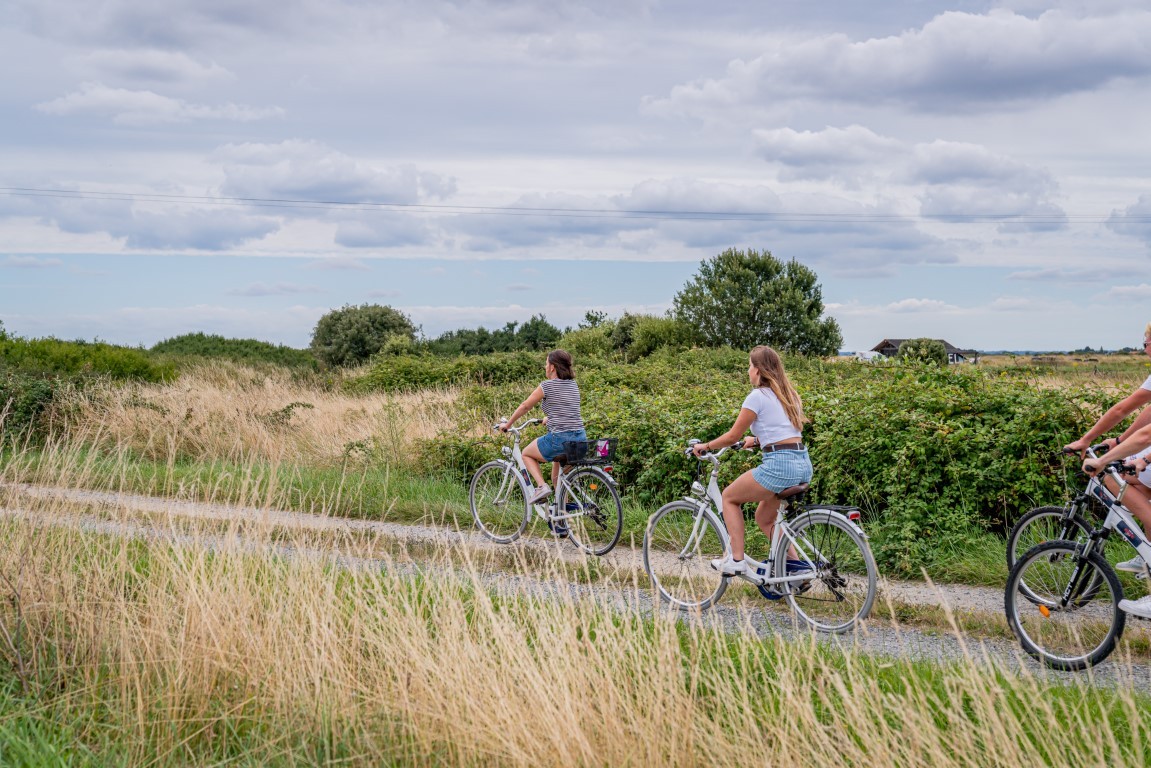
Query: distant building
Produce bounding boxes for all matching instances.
[870,339,977,364]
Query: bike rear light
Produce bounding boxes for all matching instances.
[603,465,613,473]
[848,510,861,522]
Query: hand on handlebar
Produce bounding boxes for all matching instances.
[494,419,510,433]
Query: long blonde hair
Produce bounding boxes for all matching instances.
[750,345,806,430]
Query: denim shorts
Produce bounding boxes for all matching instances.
[537,429,587,462]
[751,448,813,493]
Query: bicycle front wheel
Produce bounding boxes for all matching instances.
[1007,505,1099,606]
[642,501,728,611]
[776,511,877,633]
[469,461,530,543]
[1005,540,1124,670]
[557,467,623,556]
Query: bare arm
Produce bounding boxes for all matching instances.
[692,408,757,456]
[1065,388,1151,452]
[1083,422,1151,475]
[499,386,545,431]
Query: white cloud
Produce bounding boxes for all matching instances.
[215,140,456,206]
[36,82,283,125]
[1107,194,1151,244]
[305,257,371,271]
[1097,284,1151,302]
[886,298,960,313]
[648,9,1151,116]
[1008,267,1104,282]
[227,282,323,297]
[78,49,232,84]
[3,255,63,269]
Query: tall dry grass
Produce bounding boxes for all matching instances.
[0,449,1148,766]
[53,360,460,466]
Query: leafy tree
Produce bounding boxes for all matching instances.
[580,310,607,329]
[897,338,948,366]
[672,248,841,356]
[516,314,561,350]
[310,304,416,367]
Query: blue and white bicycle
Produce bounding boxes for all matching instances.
[1005,446,1150,669]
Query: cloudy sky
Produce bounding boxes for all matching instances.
[1,0,1149,352]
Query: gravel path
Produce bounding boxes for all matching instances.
[5,482,1151,687]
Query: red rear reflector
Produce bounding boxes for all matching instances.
[603,466,613,473]
[848,510,861,521]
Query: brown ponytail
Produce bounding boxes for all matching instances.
[749,345,806,430]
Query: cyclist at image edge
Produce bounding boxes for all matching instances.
[693,345,812,575]
[498,348,586,512]
[1066,322,1151,580]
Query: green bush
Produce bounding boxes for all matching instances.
[0,336,174,382]
[558,325,616,359]
[628,316,697,358]
[151,333,316,368]
[0,370,61,438]
[347,351,548,393]
[418,352,1105,575]
[897,338,948,366]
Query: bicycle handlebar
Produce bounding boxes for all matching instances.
[684,439,744,462]
[492,418,541,434]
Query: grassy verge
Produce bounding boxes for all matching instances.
[1,496,1150,767]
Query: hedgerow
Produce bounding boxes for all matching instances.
[405,353,1109,574]
[151,333,316,368]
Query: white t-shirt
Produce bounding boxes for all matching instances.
[1142,374,1151,391]
[741,388,802,446]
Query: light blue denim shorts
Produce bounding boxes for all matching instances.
[537,429,587,462]
[751,448,813,493]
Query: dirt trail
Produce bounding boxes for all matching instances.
[5,482,1151,687]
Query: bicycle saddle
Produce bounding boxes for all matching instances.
[778,483,809,499]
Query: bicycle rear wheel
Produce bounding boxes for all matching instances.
[557,467,623,556]
[1005,540,1124,670]
[775,511,877,633]
[469,461,530,543]
[643,501,728,611]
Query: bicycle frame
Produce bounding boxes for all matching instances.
[1082,464,1151,563]
[679,443,856,589]
[494,419,613,523]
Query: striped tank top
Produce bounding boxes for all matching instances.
[540,379,584,433]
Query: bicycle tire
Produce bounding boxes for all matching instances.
[1007,505,1101,606]
[469,460,530,544]
[642,501,728,611]
[557,467,623,556]
[775,510,877,634]
[1005,540,1125,671]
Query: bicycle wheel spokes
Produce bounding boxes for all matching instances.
[1006,541,1124,670]
[561,468,623,556]
[781,513,876,633]
[643,501,727,611]
[469,462,529,543]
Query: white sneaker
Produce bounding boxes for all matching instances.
[1119,594,1151,619]
[710,554,746,576]
[527,484,551,505]
[1115,555,1149,579]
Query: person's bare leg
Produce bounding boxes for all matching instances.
[754,498,797,560]
[720,471,776,560]
[522,440,547,489]
[1104,475,1151,536]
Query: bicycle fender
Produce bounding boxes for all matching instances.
[801,507,868,539]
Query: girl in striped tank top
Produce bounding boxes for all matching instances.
[498,349,587,507]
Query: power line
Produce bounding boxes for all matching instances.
[0,185,1142,224]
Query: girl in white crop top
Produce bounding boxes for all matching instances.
[692,345,812,578]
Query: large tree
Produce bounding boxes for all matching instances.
[310,304,416,367]
[673,248,842,356]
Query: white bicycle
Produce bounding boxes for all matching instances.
[642,440,877,633]
[468,418,623,556]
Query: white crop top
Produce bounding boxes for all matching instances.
[741,388,802,445]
